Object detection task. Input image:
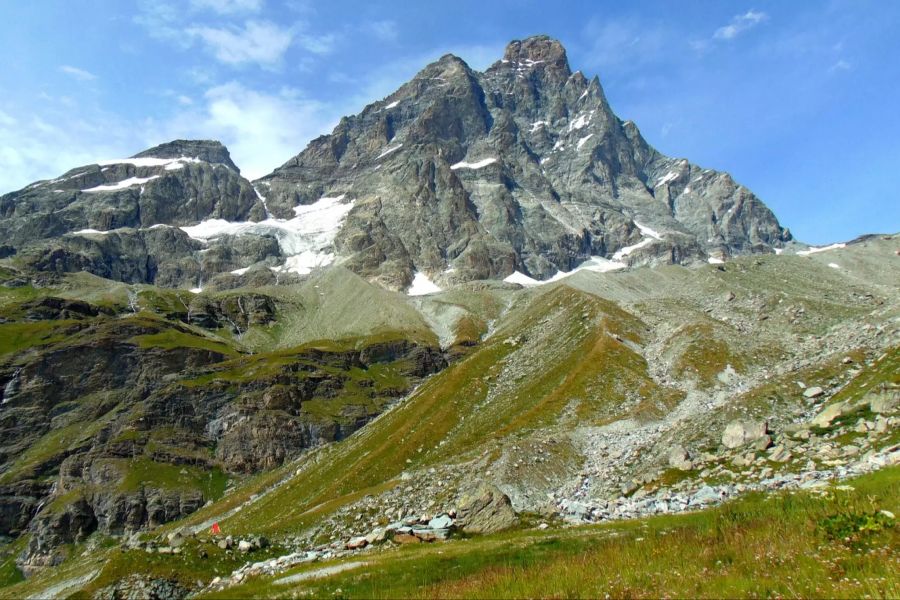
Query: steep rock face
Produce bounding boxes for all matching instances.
[0,141,270,288]
[258,35,790,288]
[0,291,445,566]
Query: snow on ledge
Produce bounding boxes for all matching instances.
[376,145,403,160]
[407,272,442,296]
[504,256,627,288]
[613,238,654,261]
[450,158,497,170]
[82,176,160,192]
[634,221,663,240]
[707,257,725,265]
[797,243,846,256]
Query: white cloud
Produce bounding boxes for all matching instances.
[713,10,768,41]
[59,65,98,81]
[829,59,851,73]
[189,0,264,14]
[187,20,295,67]
[364,20,398,43]
[0,102,135,193]
[144,82,340,180]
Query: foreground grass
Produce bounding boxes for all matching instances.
[203,467,899,599]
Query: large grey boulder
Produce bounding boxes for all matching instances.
[456,484,517,534]
[722,419,769,449]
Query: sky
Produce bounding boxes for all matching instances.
[0,0,897,244]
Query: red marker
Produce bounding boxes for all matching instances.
[211,522,221,535]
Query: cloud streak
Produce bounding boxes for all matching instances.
[59,65,98,81]
[186,20,295,67]
[713,10,768,41]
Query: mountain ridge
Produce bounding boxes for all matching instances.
[1,35,791,293]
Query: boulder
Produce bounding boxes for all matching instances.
[427,514,453,529]
[722,420,768,449]
[238,539,253,553]
[811,402,852,428]
[868,390,899,414]
[668,446,693,470]
[456,484,518,534]
[803,386,825,399]
[345,536,368,550]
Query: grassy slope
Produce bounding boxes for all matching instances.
[195,467,900,599]
[166,283,679,540]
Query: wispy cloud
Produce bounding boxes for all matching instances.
[364,20,399,43]
[189,0,264,14]
[581,17,669,74]
[148,82,339,179]
[829,59,851,73]
[59,65,98,81]
[186,20,295,67]
[713,10,768,41]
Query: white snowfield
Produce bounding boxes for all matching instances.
[450,158,498,170]
[180,196,355,275]
[407,272,442,296]
[81,176,160,192]
[708,257,725,264]
[97,157,204,168]
[503,256,627,287]
[797,243,847,256]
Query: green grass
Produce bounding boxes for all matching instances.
[199,467,900,599]
[0,320,82,357]
[118,458,228,500]
[131,328,239,356]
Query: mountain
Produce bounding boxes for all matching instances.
[0,37,790,293]
[260,36,791,289]
[0,36,896,599]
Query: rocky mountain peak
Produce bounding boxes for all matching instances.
[133,139,240,173]
[501,35,571,76]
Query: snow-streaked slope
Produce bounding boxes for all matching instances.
[181,196,355,275]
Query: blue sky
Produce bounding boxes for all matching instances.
[0,0,897,243]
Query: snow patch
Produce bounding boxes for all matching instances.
[190,287,202,294]
[504,271,542,286]
[576,134,593,150]
[407,272,442,296]
[376,144,402,160]
[774,248,784,255]
[231,267,251,276]
[82,176,159,192]
[828,263,841,269]
[450,158,497,170]
[656,171,678,187]
[530,120,548,132]
[181,196,355,275]
[71,228,109,235]
[797,243,846,256]
[567,111,594,132]
[613,238,654,261]
[634,221,663,240]
[708,257,725,265]
[384,100,400,109]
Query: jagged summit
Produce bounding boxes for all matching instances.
[501,35,571,75]
[133,139,241,173]
[257,35,791,290]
